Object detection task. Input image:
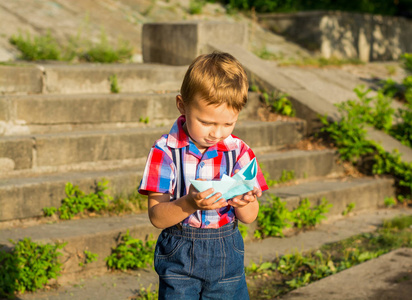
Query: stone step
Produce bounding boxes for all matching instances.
[0,213,160,285]
[282,248,412,300]
[0,92,261,136]
[0,119,305,173]
[0,149,337,222]
[0,63,187,95]
[265,176,395,217]
[10,205,411,300]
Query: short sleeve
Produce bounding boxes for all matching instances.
[138,145,175,195]
[233,142,269,192]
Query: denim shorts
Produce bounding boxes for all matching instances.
[154,221,249,300]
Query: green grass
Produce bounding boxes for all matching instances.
[10,30,132,63]
[247,215,412,299]
[279,56,364,67]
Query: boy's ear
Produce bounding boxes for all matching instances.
[176,95,186,115]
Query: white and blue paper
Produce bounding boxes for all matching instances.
[190,158,258,201]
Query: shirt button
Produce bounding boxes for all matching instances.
[200,162,205,167]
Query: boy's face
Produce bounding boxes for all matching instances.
[176,94,239,153]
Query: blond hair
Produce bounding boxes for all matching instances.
[180,52,249,112]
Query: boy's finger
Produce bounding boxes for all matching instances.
[197,188,215,199]
[252,187,262,197]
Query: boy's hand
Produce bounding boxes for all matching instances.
[227,186,262,208]
[227,168,262,208]
[187,182,228,210]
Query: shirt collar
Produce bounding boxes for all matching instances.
[166,115,238,154]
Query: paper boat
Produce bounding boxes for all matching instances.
[190,157,257,201]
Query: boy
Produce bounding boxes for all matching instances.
[139,51,268,299]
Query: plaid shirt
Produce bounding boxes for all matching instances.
[139,115,268,228]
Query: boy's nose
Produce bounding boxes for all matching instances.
[210,127,223,139]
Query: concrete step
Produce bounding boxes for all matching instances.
[0,119,305,173]
[0,213,160,286]
[14,207,412,300]
[282,247,412,300]
[0,63,187,95]
[0,168,142,222]
[257,149,341,180]
[0,176,397,284]
[0,149,337,222]
[0,91,261,136]
[265,176,396,217]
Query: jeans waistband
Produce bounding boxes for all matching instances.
[163,220,238,239]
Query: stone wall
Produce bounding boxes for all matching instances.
[258,11,412,62]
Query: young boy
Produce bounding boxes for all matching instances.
[139,51,268,299]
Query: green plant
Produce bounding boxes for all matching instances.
[286,273,311,288]
[81,30,132,63]
[401,53,412,73]
[262,91,295,117]
[279,170,295,183]
[291,198,331,229]
[250,84,260,92]
[139,116,149,124]
[238,223,248,239]
[255,196,331,238]
[43,206,57,217]
[380,78,402,98]
[385,65,397,76]
[279,56,364,68]
[10,28,133,63]
[10,31,62,61]
[79,250,98,267]
[261,168,276,187]
[108,190,147,215]
[384,196,397,207]
[0,238,66,297]
[322,99,412,197]
[57,179,112,220]
[109,74,120,93]
[255,196,292,238]
[105,230,155,270]
[320,103,375,163]
[397,194,407,204]
[133,284,159,300]
[189,0,205,14]
[335,86,394,132]
[215,0,404,15]
[342,202,355,216]
[261,166,295,187]
[255,47,282,60]
[390,104,412,148]
[383,215,412,230]
[247,214,412,299]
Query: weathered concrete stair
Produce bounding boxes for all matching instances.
[15,208,412,300]
[0,61,397,288]
[267,177,395,217]
[0,149,338,222]
[0,63,187,95]
[0,120,305,173]
[0,176,396,284]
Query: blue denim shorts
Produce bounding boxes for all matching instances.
[154,221,249,300]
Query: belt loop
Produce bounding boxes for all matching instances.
[233,219,238,229]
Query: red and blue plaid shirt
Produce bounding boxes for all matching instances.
[139,115,268,228]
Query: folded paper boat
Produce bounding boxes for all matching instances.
[190,157,257,201]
